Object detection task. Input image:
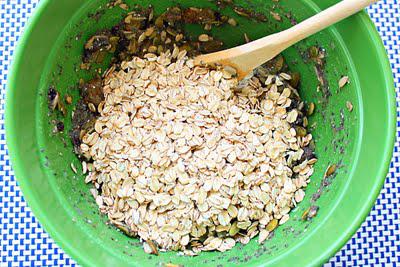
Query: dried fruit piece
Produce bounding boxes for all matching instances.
[81,77,104,106]
[48,86,59,111]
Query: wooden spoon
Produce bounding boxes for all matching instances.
[194,0,379,80]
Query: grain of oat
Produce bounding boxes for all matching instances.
[339,76,349,88]
[70,162,77,174]
[346,101,353,112]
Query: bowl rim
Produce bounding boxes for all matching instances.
[5,0,396,266]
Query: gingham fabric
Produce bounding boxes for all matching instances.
[0,1,399,266]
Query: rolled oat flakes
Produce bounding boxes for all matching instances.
[81,48,315,254]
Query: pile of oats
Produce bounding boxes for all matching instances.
[81,47,315,254]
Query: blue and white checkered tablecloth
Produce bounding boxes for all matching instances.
[0,1,399,266]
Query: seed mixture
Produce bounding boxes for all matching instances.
[67,4,316,255]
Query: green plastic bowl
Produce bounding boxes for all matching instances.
[5,0,396,266]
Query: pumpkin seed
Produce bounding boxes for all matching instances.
[155,15,164,28]
[88,103,96,113]
[148,45,158,53]
[229,222,240,236]
[295,126,307,137]
[303,117,308,127]
[307,102,315,116]
[266,219,278,231]
[307,158,318,165]
[325,164,337,177]
[144,27,155,37]
[175,33,183,42]
[138,32,146,43]
[309,46,319,59]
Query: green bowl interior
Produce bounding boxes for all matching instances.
[6,0,395,266]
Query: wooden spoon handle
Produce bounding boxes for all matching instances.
[194,0,379,79]
[277,0,379,49]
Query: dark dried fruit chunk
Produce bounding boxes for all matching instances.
[81,77,104,107]
[200,40,224,53]
[83,35,112,63]
[85,35,110,51]
[70,100,97,154]
[164,6,182,23]
[48,86,59,110]
[263,55,285,74]
[300,146,315,162]
[290,72,300,88]
[56,121,65,132]
[183,7,216,24]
